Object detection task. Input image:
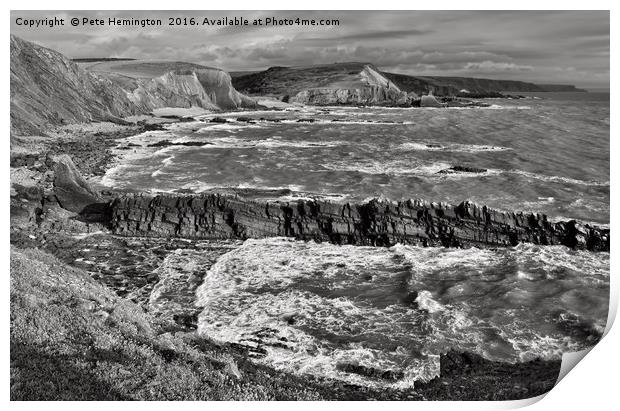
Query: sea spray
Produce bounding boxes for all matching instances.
[195,238,608,387]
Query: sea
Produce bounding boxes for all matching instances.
[100,92,610,388]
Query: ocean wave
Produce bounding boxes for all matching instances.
[177,180,306,194]
[197,123,262,133]
[398,141,511,153]
[322,160,449,176]
[193,238,608,386]
[322,160,501,179]
[186,136,349,149]
[507,169,609,187]
[416,290,445,313]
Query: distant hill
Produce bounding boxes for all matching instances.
[383,73,586,94]
[230,63,415,106]
[232,63,586,99]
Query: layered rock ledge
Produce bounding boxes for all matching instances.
[108,193,609,251]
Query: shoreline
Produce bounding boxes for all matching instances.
[10,115,601,400]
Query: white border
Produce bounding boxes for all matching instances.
[3,1,616,410]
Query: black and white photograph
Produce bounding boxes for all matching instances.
[8,6,612,403]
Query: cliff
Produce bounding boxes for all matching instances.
[10,36,258,136]
[290,65,411,105]
[99,65,259,112]
[10,35,138,135]
[382,73,586,95]
[107,193,609,251]
[232,63,414,105]
[231,62,585,101]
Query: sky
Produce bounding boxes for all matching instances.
[10,10,610,88]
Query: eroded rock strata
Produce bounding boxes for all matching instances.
[108,194,609,251]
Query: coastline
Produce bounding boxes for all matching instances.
[10,115,573,400]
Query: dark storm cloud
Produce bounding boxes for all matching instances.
[10,10,609,88]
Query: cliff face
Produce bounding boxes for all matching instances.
[108,194,609,251]
[233,63,414,106]
[125,71,220,112]
[10,36,258,136]
[290,65,412,106]
[10,35,138,135]
[383,72,586,95]
[122,69,259,112]
[232,63,585,102]
[194,69,260,110]
[291,86,409,106]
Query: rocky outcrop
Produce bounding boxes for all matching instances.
[108,194,609,251]
[292,86,409,106]
[194,69,259,110]
[290,65,410,106]
[233,63,416,106]
[420,95,445,108]
[438,166,488,174]
[53,155,100,213]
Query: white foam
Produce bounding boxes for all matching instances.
[192,238,608,387]
[197,123,261,132]
[399,142,511,153]
[508,169,609,187]
[416,291,445,313]
[322,160,499,179]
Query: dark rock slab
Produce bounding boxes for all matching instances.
[147,140,208,148]
[107,193,609,251]
[209,117,228,123]
[336,363,404,381]
[438,165,488,174]
[415,350,561,400]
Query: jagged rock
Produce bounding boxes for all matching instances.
[106,194,609,251]
[52,155,100,213]
[336,363,404,381]
[158,115,195,122]
[438,166,488,174]
[209,117,228,123]
[147,140,207,148]
[420,95,445,108]
[138,122,166,131]
[290,65,412,106]
[402,291,419,307]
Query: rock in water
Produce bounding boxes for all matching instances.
[53,155,100,213]
[438,166,488,174]
[108,194,610,251]
[420,95,444,108]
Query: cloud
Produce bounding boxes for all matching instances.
[303,28,434,42]
[463,61,534,72]
[9,10,609,88]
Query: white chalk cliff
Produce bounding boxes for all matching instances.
[10,35,258,136]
